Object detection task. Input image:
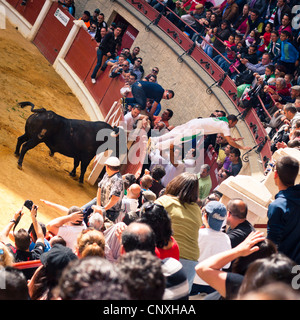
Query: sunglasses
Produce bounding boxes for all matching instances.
[152,69,158,73]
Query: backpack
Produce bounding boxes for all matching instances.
[235,69,255,87]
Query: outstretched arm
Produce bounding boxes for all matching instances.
[40,199,69,213]
[0,209,23,244]
[46,211,83,235]
[195,231,265,297]
[224,135,252,150]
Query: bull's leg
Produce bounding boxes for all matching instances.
[17,138,41,169]
[69,158,80,177]
[79,159,91,184]
[15,133,29,157]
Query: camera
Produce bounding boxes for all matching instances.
[24,200,33,211]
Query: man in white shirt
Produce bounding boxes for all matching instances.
[149,114,252,151]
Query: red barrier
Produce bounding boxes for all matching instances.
[64,28,98,83]
[33,2,74,64]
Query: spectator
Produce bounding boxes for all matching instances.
[149,164,166,198]
[55,257,129,300]
[87,211,104,231]
[131,57,144,81]
[109,59,131,80]
[155,172,202,291]
[273,0,291,29]
[143,66,159,82]
[222,0,239,24]
[117,183,141,223]
[128,46,140,64]
[88,23,97,38]
[267,30,281,63]
[123,104,147,131]
[119,222,189,300]
[241,52,272,75]
[125,81,174,112]
[75,228,105,258]
[278,31,299,75]
[140,174,153,191]
[28,243,77,300]
[137,202,180,261]
[264,77,291,103]
[46,206,85,252]
[96,156,124,223]
[246,0,267,15]
[211,20,232,58]
[267,155,300,263]
[278,13,292,35]
[191,201,231,296]
[153,108,174,128]
[90,8,100,25]
[0,267,29,300]
[91,25,123,84]
[0,242,14,267]
[95,13,108,41]
[257,23,272,58]
[243,9,264,39]
[58,0,75,17]
[118,249,165,300]
[226,198,255,248]
[0,205,45,262]
[79,11,91,29]
[195,231,296,299]
[198,164,212,201]
[233,4,249,36]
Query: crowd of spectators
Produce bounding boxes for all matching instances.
[1,0,300,302]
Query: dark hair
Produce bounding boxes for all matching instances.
[130,72,138,79]
[238,253,297,296]
[275,155,299,186]
[271,30,279,36]
[123,173,137,190]
[150,165,166,181]
[121,222,156,254]
[281,30,292,38]
[138,202,173,248]
[14,228,31,251]
[230,146,241,158]
[0,267,29,300]
[165,172,199,204]
[57,257,126,300]
[167,90,175,98]
[227,114,238,123]
[266,64,275,73]
[166,108,174,118]
[117,250,165,300]
[232,239,277,275]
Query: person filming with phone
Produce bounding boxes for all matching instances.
[0,202,45,262]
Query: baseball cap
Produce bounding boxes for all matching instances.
[40,244,77,277]
[205,201,227,231]
[94,8,100,14]
[105,156,120,166]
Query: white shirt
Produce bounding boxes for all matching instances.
[186,118,231,137]
[124,112,141,131]
[57,224,86,252]
[193,228,232,286]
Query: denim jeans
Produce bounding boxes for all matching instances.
[125,82,147,110]
[91,49,105,79]
[179,258,198,293]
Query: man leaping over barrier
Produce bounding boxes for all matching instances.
[148,114,252,152]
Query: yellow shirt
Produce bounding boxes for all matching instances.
[155,195,202,261]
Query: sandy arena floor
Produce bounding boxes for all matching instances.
[0,21,98,232]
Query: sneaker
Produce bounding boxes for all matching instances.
[91,78,96,84]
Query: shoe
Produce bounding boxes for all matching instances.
[91,78,96,84]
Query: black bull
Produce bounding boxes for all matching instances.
[15,102,126,183]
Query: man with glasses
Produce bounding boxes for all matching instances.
[124,81,174,113]
[109,60,131,79]
[131,58,144,81]
[144,67,159,82]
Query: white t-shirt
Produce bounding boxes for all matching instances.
[124,112,141,131]
[187,118,231,137]
[193,228,232,286]
[57,224,86,252]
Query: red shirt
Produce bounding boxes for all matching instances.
[155,236,180,261]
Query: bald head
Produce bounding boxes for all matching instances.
[127,183,141,199]
[227,198,248,220]
[121,222,155,254]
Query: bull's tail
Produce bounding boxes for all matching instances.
[18,101,46,113]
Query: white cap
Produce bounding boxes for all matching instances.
[105,156,120,166]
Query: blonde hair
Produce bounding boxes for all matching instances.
[76,228,105,258]
[0,242,14,267]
